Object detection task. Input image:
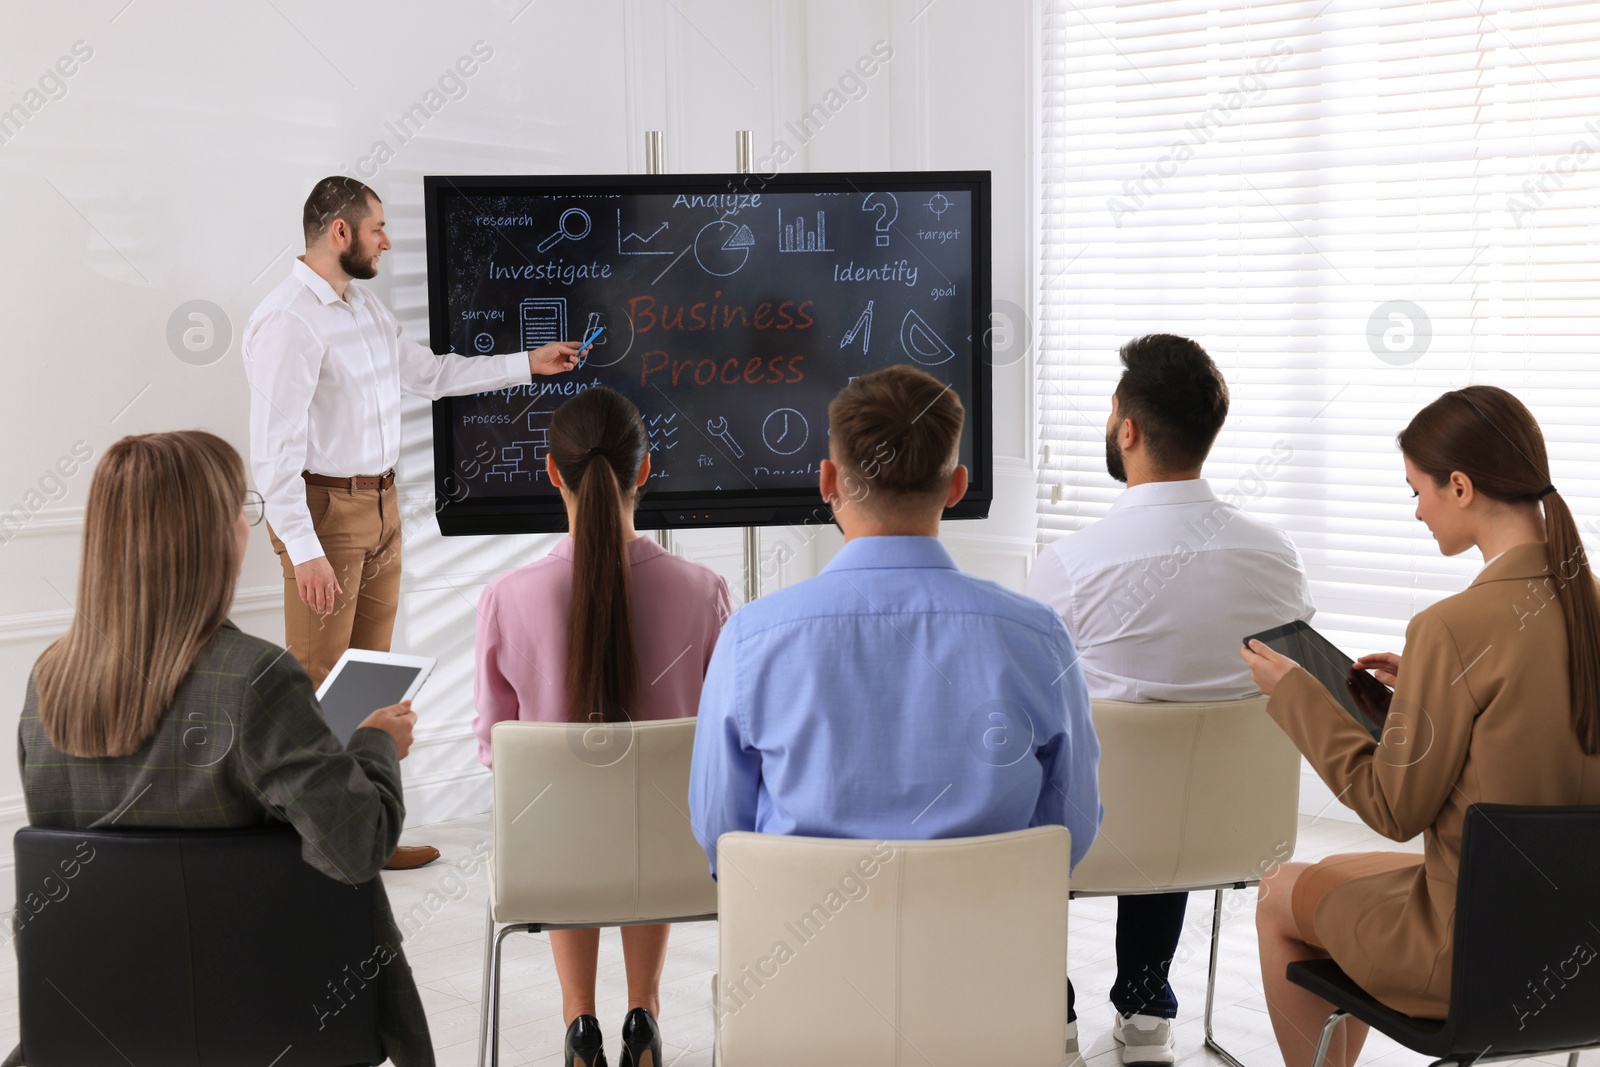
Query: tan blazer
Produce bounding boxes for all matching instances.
[1267,541,1600,1018]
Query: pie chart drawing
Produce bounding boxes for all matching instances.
[694,220,752,276]
[900,309,956,365]
[762,408,809,455]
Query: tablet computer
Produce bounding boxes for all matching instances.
[314,650,436,746]
[1244,620,1392,742]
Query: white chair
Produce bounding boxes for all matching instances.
[479,717,717,1067]
[1070,695,1300,1067]
[712,826,1071,1065]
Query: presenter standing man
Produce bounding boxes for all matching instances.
[245,176,581,870]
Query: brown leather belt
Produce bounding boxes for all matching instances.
[303,470,395,491]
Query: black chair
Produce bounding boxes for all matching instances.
[12,825,386,1067]
[1287,804,1600,1067]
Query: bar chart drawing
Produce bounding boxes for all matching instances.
[777,209,832,253]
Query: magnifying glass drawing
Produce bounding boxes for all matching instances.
[536,208,592,253]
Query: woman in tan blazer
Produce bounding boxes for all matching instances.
[1241,385,1600,1067]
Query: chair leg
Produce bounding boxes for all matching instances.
[484,923,521,1067]
[1203,889,1247,1067]
[477,902,495,1067]
[1566,1054,1580,1067]
[1309,1012,1349,1067]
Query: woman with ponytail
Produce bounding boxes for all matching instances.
[473,386,730,1067]
[1241,385,1600,1067]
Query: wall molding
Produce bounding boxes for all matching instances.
[405,766,492,828]
[0,504,86,542]
[0,584,283,644]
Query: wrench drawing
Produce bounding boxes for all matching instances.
[706,416,745,459]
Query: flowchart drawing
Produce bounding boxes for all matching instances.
[840,300,874,355]
[482,410,555,484]
[862,192,899,247]
[706,416,745,458]
[485,440,542,483]
[777,209,831,252]
[521,298,567,349]
[900,308,956,366]
[617,209,673,255]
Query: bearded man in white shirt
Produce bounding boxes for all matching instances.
[1025,333,1314,1066]
[244,176,580,870]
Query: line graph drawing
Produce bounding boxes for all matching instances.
[617,209,673,255]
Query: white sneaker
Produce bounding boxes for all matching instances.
[1065,1020,1086,1067]
[1112,1012,1176,1066]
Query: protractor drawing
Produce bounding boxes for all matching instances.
[900,309,956,366]
[694,219,752,276]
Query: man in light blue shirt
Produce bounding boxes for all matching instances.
[689,365,1102,878]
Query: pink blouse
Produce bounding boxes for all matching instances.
[473,536,731,766]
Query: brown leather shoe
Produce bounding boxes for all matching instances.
[383,845,441,870]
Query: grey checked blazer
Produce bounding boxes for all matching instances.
[10,621,434,1067]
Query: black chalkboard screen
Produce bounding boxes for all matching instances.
[424,171,992,534]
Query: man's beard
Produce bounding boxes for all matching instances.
[1105,424,1127,483]
[340,244,379,280]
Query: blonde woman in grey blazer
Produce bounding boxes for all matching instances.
[10,431,430,1067]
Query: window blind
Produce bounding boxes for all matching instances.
[1038,0,1600,654]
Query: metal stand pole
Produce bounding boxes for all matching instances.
[641,129,675,557]
[735,130,759,602]
[744,527,760,604]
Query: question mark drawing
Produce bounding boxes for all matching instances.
[862,192,899,247]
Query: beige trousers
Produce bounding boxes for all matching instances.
[267,482,402,689]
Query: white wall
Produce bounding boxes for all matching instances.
[0,0,1039,862]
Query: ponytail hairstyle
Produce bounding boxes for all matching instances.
[549,387,650,724]
[1398,385,1600,754]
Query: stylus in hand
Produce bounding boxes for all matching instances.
[577,326,604,364]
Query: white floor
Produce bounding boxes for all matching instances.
[2,813,1591,1067]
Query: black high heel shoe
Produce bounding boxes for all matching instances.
[619,1007,662,1067]
[564,1013,609,1067]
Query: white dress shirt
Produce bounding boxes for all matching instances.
[243,259,530,566]
[1024,478,1315,702]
